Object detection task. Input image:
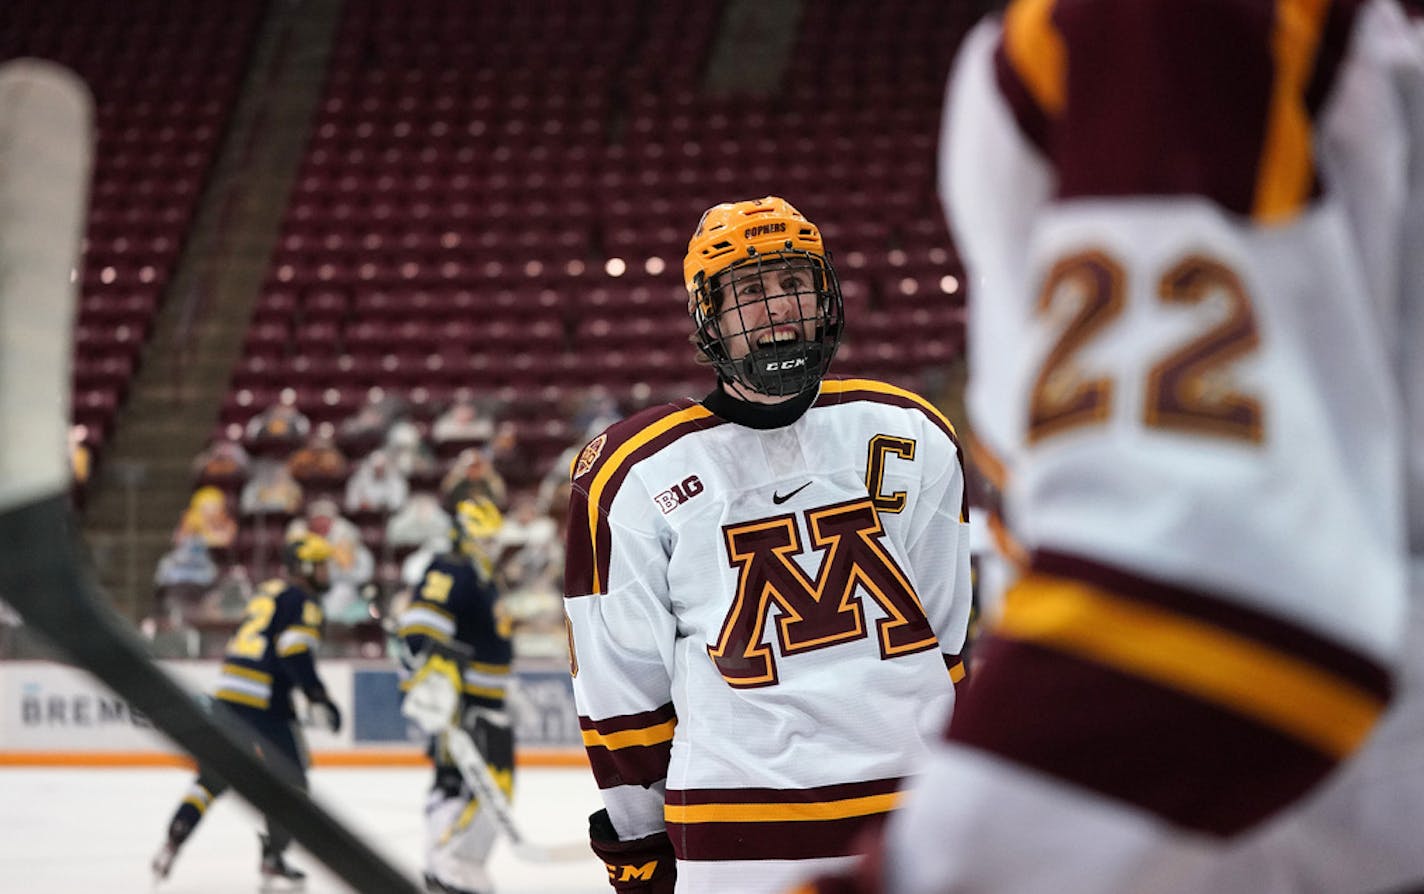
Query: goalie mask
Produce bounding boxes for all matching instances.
[684,196,844,397]
[282,531,333,591]
[451,497,503,575]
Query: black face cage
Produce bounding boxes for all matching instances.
[691,250,845,397]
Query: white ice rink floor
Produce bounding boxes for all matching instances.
[0,765,609,894]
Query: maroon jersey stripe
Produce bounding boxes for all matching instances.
[665,778,904,861]
[578,702,677,736]
[585,740,672,790]
[665,815,887,862]
[580,704,677,790]
[950,634,1335,835]
[667,777,903,806]
[993,0,1358,222]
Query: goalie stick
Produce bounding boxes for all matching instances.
[443,724,590,863]
[0,59,420,894]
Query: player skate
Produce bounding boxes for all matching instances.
[150,837,180,886]
[258,834,307,892]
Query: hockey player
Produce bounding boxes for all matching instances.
[795,2,1424,893]
[397,496,514,894]
[152,531,344,890]
[564,196,975,894]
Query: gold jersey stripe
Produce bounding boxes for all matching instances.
[214,689,268,709]
[822,378,958,439]
[586,404,714,593]
[665,791,901,824]
[948,660,967,684]
[1253,0,1330,222]
[581,718,677,751]
[1002,0,1067,117]
[997,575,1385,757]
[220,663,271,684]
[462,684,508,700]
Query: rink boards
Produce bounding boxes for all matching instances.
[0,659,587,767]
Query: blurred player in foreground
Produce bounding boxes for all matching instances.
[564,196,974,894]
[152,532,344,891]
[396,497,514,894]
[1203,7,1424,893]
[795,1,1424,892]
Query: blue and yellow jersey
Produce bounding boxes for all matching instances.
[214,579,327,718]
[398,554,512,710]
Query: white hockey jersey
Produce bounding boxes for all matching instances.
[857,1,1424,892]
[564,378,973,893]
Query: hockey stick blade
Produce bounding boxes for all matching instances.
[445,727,591,862]
[0,59,420,894]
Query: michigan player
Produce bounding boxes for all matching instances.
[152,532,343,890]
[397,497,514,894]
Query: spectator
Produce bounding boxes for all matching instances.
[193,437,250,484]
[486,420,533,490]
[154,534,218,590]
[386,493,452,549]
[439,447,506,511]
[286,498,372,623]
[431,394,495,444]
[243,388,310,452]
[338,387,406,452]
[286,431,349,484]
[68,424,91,485]
[174,486,237,550]
[344,449,409,515]
[494,496,564,642]
[199,564,253,623]
[494,495,559,591]
[385,417,438,479]
[240,459,303,516]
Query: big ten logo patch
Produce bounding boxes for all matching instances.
[653,475,704,514]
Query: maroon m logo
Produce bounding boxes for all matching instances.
[709,498,937,688]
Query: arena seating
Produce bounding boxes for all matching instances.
[1,0,265,479]
[222,0,971,495]
[147,0,977,604]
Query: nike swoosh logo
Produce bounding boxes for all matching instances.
[772,481,812,505]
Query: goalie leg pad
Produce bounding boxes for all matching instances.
[425,789,496,894]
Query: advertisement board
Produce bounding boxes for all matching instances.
[0,659,583,766]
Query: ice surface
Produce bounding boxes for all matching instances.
[0,765,608,893]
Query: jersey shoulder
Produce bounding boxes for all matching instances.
[570,397,715,487]
[817,376,960,446]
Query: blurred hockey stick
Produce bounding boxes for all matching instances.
[0,59,420,894]
[403,641,589,862]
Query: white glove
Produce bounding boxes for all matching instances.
[401,653,462,736]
